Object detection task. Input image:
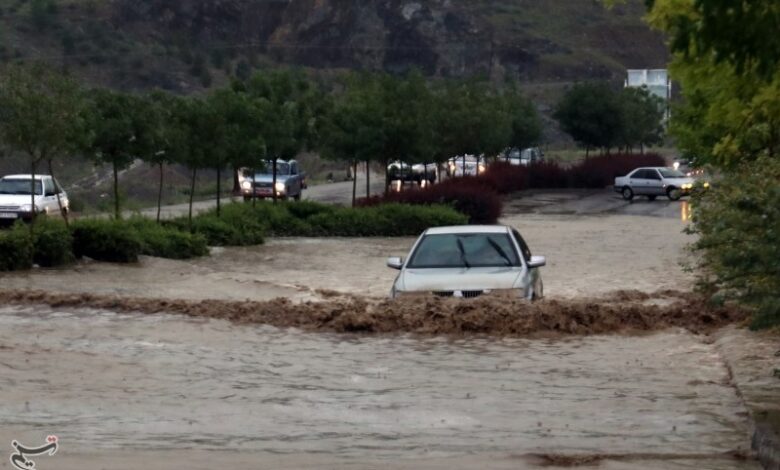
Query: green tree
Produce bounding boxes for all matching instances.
[636,0,780,327]
[503,84,543,151]
[0,63,87,228]
[319,72,384,205]
[244,69,322,203]
[84,89,151,220]
[145,91,187,223]
[553,82,623,156]
[616,87,665,152]
[431,78,512,170]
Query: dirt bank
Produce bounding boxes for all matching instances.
[0,288,747,337]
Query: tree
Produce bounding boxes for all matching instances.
[319,72,384,205]
[0,63,87,228]
[431,78,513,170]
[244,69,322,203]
[210,85,267,209]
[145,91,187,223]
[553,82,624,156]
[503,84,543,151]
[616,87,665,152]
[84,89,151,220]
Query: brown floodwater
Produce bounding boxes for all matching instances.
[0,305,759,469]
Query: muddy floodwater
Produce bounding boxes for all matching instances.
[0,305,759,469]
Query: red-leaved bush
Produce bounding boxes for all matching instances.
[568,153,666,188]
[358,178,503,224]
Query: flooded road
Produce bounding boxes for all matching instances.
[0,305,758,469]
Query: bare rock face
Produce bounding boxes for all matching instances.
[112,0,665,80]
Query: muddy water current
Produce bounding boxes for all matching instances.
[0,306,758,468]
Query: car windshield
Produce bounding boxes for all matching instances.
[258,162,291,176]
[407,233,520,268]
[659,168,687,178]
[0,178,43,195]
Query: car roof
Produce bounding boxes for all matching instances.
[426,225,510,235]
[2,174,50,180]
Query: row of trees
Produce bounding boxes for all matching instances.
[553,82,666,156]
[0,65,543,219]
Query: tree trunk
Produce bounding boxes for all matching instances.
[188,167,197,229]
[48,159,68,227]
[231,164,240,195]
[113,161,120,220]
[272,158,278,204]
[157,163,164,223]
[366,160,371,198]
[29,158,37,236]
[352,160,358,207]
[252,168,257,208]
[585,146,590,160]
[216,166,222,217]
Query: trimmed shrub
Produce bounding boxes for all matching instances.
[71,219,142,263]
[33,218,74,267]
[128,218,209,259]
[359,182,503,224]
[0,223,33,271]
[166,216,250,247]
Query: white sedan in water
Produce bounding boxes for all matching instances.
[386,225,546,300]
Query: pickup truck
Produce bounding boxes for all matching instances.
[0,174,69,222]
[238,160,305,201]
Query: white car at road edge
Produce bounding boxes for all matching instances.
[614,167,701,202]
[0,174,69,222]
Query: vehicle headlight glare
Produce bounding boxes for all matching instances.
[20,204,33,212]
[241,181,252,190]
[275,182,286,192]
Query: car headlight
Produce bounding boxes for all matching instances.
[275,182,286,192]
[682,183,693,190]
[703,182,710,188]
[241,181,252,190]
[19,204,33,212]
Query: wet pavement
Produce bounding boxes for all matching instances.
[0,305,760,469]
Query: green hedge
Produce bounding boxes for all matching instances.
[0,223,33,271]
[127,218,209,259]
[71,219,143,263]
[189,201,467,238]
[33,218,74,267]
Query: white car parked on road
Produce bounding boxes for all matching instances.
[387,225,545,300]
[0,174,69,222]
[614,167,699,201]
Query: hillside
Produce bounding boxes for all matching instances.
[0,0,667,92]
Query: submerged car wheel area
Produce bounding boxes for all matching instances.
[387,225,545,301]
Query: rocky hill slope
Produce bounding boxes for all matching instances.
[0,0,667,92]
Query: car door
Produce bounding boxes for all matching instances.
[42,178,58,213]
[289,162,301,195]
[629,169,649,194]
[644,169,664,195]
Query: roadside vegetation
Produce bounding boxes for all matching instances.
[632,0,780,328]
[0,201,466,271]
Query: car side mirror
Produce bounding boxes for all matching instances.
[528,255,546,268]
[386,257,404,270]
[45,190,56,197]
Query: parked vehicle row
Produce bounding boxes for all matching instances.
[387,161,438,184]
[0,175,69,222]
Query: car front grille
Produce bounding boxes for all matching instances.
[253,182,273,189]
[0,206,20,211]
[432,290,484,299]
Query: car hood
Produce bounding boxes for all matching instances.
[665,177,696,185]
[0,194,39,206]
[254,174,292,184]
[398,267,524,292]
